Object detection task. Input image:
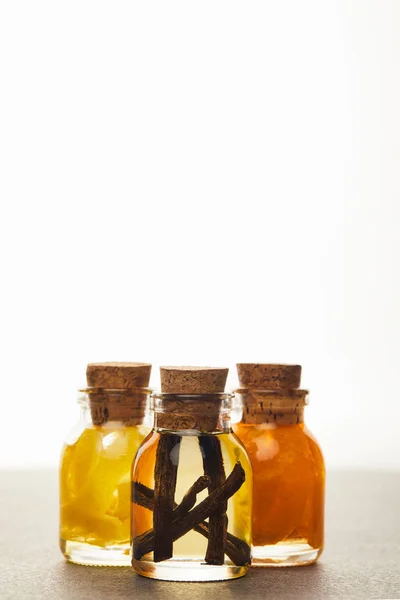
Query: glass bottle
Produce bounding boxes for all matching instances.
[131,366,252,581]
[233,364,325,567]
[59,362,152,566]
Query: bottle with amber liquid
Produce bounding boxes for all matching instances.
[233,364,325,567]
[131,366,252,581]
[59,362,152,566]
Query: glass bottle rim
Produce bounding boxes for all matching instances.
[151,392,234,399]
[235,387,308,397]
[79,386,153,394]
[151,392,234,414]
[77,387,152,406]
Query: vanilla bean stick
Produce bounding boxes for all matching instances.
[153,433,181,562]
[198,436,227,564]
[132,480,251,565]
[173,475,210,519]
[132,481,154,511]
[133,462,246,561]
[196,522,251,566]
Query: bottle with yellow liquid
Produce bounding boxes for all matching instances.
[131,366,252,581]
[233,364,325,567]
[59,362,152,566]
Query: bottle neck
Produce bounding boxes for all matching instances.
[81,388,151,426]
[236,389,308,426]
[152,393,233,433]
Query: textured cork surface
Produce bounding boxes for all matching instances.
[88,390,150,425]
[154,394,229,432]
[236,389,308,425]
[2,469,399,599]
[86,362,152,389]
[160,366,228,394]
[85,363,152,424]
[236,364,301,390]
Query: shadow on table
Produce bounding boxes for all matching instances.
[52,562,327,600]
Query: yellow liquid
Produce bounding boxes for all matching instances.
[60,423,148,565]
[131,431,252,580]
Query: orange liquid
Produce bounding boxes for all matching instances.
[233,422,325,552]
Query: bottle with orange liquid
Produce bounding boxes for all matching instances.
[233,364,325,567]
[59,362,152,566]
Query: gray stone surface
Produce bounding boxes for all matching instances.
[0,470,399,599]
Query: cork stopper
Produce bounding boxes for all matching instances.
[86,362,152,389]
[157,366,229,431]
[235,364,307,425]
[160,366,228,394]
[85,362,152,425]
[236,363,301,390]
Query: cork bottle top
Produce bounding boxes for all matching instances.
[160,366,228,394]
[86,362,152,389]
[236,363,301,390]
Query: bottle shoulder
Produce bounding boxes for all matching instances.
[60,423,149,466]
[302,424,322,449]
[232,422,324,471]
[132,430,253,475]
[227,430,253,466]
[234,422,321,443]
[302,425,325,470]
[133,430,160,463]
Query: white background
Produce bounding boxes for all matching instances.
[0,1,399,469]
